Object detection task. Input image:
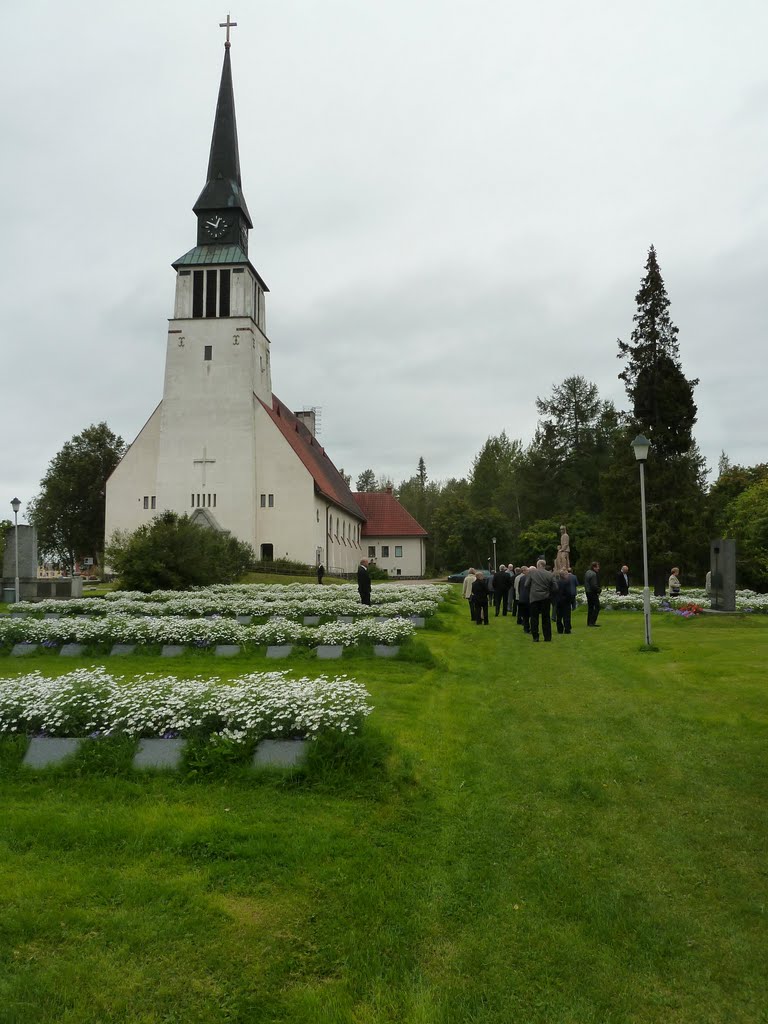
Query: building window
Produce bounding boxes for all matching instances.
[143,496,149,509]
[316,509,320,522]
[395,546,403,557]
[260,494,266,508]
[204,345,212,361]
[381,545,389,557]
[396,568,402,576]
[213,493,216,508]
[368,546,376,558]
[268,494,274,508]
[219,269,231,317]
[151,496,156,510]
[191,493,194,507]
[197,494,201,507]
[193,270,204,318]
[192,269,231,319]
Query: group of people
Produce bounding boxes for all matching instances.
[462,559,606,641]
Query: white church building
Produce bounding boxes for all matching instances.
[105,32,426,575]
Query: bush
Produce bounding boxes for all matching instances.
[106,512,255,592]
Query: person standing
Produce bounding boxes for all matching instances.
[357,558,372,606]
[555,569,573,634]
[493,565,512,616]
[585,561,602,626]
[615,565,630,595]
[472,570,490,625]
[462,568,477,621]
[528,559,556,642]
[517,567,532,634]
[668,567,681,597]
[317,563,325,585]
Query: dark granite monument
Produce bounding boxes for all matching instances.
[710,538,736,612]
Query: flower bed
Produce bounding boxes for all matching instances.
[0,614,416,650]
[10,582,447,621]
[0,666,373,741]
[575,589,768,614]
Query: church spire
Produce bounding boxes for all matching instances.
[193,32,253,231]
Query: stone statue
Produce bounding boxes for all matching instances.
[554,524,570,571]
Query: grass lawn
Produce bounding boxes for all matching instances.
[0,595,766,1023]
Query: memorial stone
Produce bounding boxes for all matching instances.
[710,538,736,612]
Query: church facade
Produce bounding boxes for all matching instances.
[105,35,386,574]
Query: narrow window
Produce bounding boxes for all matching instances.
[204,345,212,361]
[151,496,156,510]
[143,496,149,509]
[260,494,266,508]
[268,494,274,508]
[197,494,201,507]
[381,545,389,557]
[219,269,231,317]
[205,269,217,317]
[368,546,376,558]
[191,493,194,508]
[316,509,320,522]
[395,546,403,558]
[207,493,211,507]
[213,493,216,508]
[192,271,204,318]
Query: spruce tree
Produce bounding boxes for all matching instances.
[617,245,699,455]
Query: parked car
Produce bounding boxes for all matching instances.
[447,568,492,583]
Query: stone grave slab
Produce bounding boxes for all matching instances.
[408,616,426,628]
[253,739,308,769]
[215,644,240,657]
[161,645,187,658]
[44,613,61,620]
[316,645,343,660]
[374,644,400,657]
[303,615,320,625]
[11,643,39,656]
[133,738,185,770]
[60,643,85,657]
[266,645,294,659]
[236,615,252,625]
[23,737,81,768]
[110,643,137,656]
[10,612,28,619]
[337,616,354,624]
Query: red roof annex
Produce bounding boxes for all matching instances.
[353,491,428,538]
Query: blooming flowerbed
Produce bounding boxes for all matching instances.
[0,613,416,650]
[0,666,373,741]
[11,583,447,621]
[576,589,768,614]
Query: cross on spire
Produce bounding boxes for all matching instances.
[219,14,237,47]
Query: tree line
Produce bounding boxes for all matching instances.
[21,246,767,590]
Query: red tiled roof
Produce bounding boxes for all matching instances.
[259,395,364,520]
[353,491,428,538]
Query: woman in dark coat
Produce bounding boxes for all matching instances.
[471,571,490,626]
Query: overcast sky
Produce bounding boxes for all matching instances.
[2,0,767,521]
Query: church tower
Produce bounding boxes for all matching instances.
[105,24,367,570]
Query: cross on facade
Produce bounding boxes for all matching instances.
[193,447,216,486]
[219,14,237,46]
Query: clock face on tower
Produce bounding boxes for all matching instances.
[203,215,230,240]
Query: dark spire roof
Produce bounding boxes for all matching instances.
[193,45,253,227]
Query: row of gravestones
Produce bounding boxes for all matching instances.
[21,735,308,770]
[6,642,403,659]
[2,613,427,626]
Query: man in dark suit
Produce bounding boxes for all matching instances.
[357,558,372,605]
[615,565,630,595]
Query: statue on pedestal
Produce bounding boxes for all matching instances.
[554,524,570,571]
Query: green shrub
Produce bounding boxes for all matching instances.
[106,512,255,592]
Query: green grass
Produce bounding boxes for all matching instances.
[0,599,767,1023]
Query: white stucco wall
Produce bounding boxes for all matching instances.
[105,404,162,542]
[362,536,425,577]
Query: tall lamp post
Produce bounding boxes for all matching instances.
[492,536,497,572]
[630,436,652,646]
[11,497,21,605]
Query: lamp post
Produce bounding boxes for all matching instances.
[11,497,21,605]
[630,436,652,646]
[492,536,497,572]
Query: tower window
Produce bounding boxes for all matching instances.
[192,271,204,318]
[205,270,217,317]
[143,496,149,509]
[204,345,212,361]
[219,270,231,317]
[151,496,156,510]
[268,494,274,508]
[260,494,266,508]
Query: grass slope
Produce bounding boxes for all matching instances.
[0,597,766,1023]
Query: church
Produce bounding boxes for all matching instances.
[105,27,426,577]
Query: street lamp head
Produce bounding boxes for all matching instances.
[631,434,651,462]
[11,497,21,515]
